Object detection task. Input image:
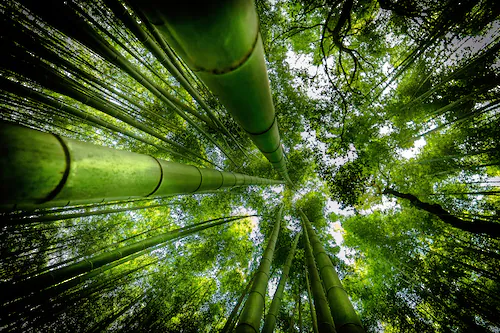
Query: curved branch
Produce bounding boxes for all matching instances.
[383,188,500,238]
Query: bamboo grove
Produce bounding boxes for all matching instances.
[0,0,499,332]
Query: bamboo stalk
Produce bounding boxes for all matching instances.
[221,274,255,333]
[303,222,336,333]
[3,215,250,304]
[235,205,282,332]
[305,264,319,333]
[262,232,300,332]
[1,77,197,163]
[4,203,172,225]
[111,0,250,158]
[0,122,284,210]
[131,0,291,181]
[300,209,364,333]
[8,1,238,164]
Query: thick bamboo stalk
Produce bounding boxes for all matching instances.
[3,49,211,165]
[262,232,300,332]
[111,0,251,158]
[0,122,284,210]
[130,0,291,182]
[303,223,336,333]
[235,205,282,332]
[103,0,215,125]
[300,210,364,333]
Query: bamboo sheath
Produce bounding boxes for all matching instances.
[130,0,291,182]
[300,210,365,333]
[0,122,284,210]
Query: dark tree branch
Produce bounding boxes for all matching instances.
[383,188,500,238]
[272,23,325,44]
[319,6,349,114]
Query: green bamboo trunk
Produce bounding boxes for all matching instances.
[305,265,319,333]
[5,215,247,303]
[0,122,284,210]
[303,223,336,333]
[104,0,218,127]
[4,251,153,325]
[5,203,171,225]
[300,210,364,333]
[130,0,291,182]
[235,205,282,332]
[262,232,300,332]
[221,275,255,333]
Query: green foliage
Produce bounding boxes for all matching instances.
[296,192,327,229]
[327,154,371,208]
[1,0,499,332]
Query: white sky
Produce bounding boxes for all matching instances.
[400,137,426,159]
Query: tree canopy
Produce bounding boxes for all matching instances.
[1,0,499,332]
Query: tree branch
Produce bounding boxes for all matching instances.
[383,188,500,238]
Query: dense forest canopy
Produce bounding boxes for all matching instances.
[1,0,499,332]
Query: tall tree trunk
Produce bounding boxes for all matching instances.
[235,205,282,332]
[383,188,500,237]
[262,232,300,332]
[303,222,336,333]
[305,265,319,333]
[0,123,284,210]
[131,0,291,182]
[300,209,364,333]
